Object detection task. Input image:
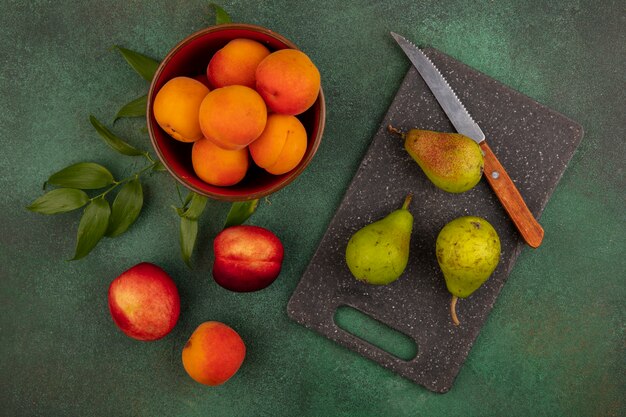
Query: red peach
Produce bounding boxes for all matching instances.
[108,262,180,341]
[212,225,284,292]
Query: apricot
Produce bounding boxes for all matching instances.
[153,76,210,142]
[198,85,267,150]
[249,114,308,175]
[207,38,270,88]
[192,137,249,186]
[255,49,320,116]
[182,321,246,386]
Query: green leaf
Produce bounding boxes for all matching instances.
[114,95,147,121]
[106,178,143,237]
[224,199,259,228]
[180,217,198,267]
[48,162,115,190]
[210,3,232,24]
[71,196,111,260]
[173,206,185,217]
[182,191,193,207]
[181,192,208,220]
[90,115,144,156]
[113,46,160,82]
[152,161,167,172]
[27,188,89,215]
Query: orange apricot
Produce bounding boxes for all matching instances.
[182,321,246,386]
[153,77,210,142]
[192,137,249,186]
[207,38,270,88]
[255,49,320,116]
[249,114,308,175]
[198,85,267,150]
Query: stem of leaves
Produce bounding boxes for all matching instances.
[91,162,156,200]
[28,113,163,260]
[67,162,154,260]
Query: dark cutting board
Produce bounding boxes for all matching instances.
[287,48,583,393]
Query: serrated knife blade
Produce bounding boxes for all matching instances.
[390,32,485,143]
[390,32,544,248]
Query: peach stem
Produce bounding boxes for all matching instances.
[387,124,405,139]
[450,295,460,326]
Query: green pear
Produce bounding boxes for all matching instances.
[345,194,413,285]
[389,126,484,193]
[436,216,501,325]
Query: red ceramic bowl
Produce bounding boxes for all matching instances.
[147,24,325,201]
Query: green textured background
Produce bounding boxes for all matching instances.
[1,0,624,416]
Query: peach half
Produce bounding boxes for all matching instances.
[213,225,284,292]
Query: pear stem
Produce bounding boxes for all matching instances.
[402,193,413,210]
[387,124,406,139]
[450,295,460,326]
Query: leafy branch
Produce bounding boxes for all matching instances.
[27,3,258,264]
[27,126,158,260]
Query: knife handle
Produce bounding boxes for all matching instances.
[480,141,544,248]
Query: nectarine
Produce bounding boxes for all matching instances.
[108,262,180,341]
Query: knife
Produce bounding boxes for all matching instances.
[391,32,544,248]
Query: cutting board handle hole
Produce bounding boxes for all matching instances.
[333,305,418,361]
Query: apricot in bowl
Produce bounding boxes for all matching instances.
[147,24,325,201]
